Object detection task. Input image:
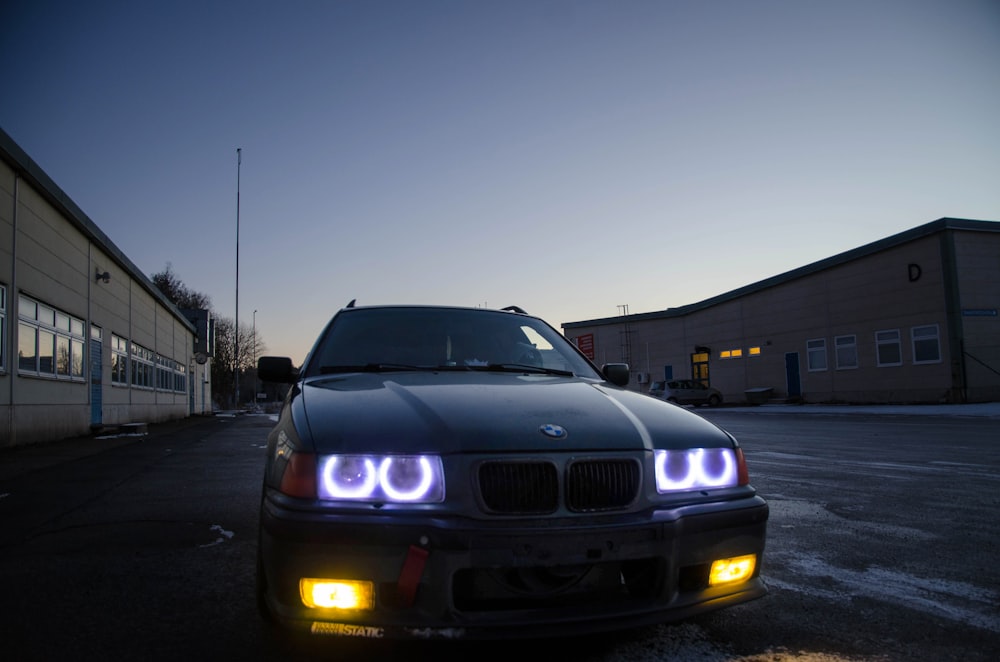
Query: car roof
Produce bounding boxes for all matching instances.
[339,302,533,317]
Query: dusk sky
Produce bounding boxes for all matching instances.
[2,0,998,364]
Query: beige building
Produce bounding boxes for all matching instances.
[564,218,1000,405]
[1,128,213,447]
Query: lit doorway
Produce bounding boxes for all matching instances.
[691,350,710,384]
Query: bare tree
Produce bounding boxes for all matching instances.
[208,316,267,407]
[150,264,265,407]
[151,264,212,310]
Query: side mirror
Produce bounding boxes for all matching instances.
[258,356,299,383]
[601,363,630,387]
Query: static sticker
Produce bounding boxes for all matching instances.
[311,622,385,638]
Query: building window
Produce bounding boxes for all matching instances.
[156,355,187,393]
[17,294,86,381]
[876,329,902,367]
[912,325,941,364]
[131,342,155,389]
[835,335,858,369]
[173,362,187,393]
[38,329,55,373]
[18,323,35,371]
[157,355,168,390]
[807,338,827,371]
[111,334,129,385]
[748,346,761,356]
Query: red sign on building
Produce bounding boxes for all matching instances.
[575,333,595,360]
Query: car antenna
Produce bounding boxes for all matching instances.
[346,299,356,308]
[501,305,528,314]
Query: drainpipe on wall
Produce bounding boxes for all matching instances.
[87,242,93,422]
[7,176,19,444]
[939,230,966,403]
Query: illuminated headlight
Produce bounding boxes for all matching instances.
[318,455,445,503]
[654,448,738,493]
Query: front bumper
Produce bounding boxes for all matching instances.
[258,493,769,640]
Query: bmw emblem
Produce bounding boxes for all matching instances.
[539,424,567,439]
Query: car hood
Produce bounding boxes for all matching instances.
[294,372,733,454]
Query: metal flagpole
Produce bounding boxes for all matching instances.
[235,147,241,409]
[253,309,258,410]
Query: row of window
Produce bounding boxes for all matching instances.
[111,334,187,392]
[807,325,941,371]
[4,289,187,393]
[17,293,86,380]
[715,325,941,368]
[720,346,762,359]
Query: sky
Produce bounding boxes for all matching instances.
[2,0,999,364]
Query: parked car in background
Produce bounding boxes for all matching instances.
[649,379,667,399]
[256,302,767,640]
[652,379,724,407]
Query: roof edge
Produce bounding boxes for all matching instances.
[0,126,195,333]
[563,216,1000,329]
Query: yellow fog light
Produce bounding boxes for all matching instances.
[708,554,757,586]
[300,578,375,610]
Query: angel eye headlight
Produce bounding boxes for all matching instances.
[319,455,444,503]
[379,456,437,501]
[321,456,378,499]
[654,448,738,493]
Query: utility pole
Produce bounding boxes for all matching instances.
[234,147,241,409]
[252,309,258,410]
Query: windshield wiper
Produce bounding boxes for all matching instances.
[483,363,574,377]
[317,363,574,377]
[318,363,428,374]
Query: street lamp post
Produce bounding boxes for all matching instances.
[252,309,258,410]
[234,147,241,409]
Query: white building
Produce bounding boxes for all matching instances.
[1,128,213,447]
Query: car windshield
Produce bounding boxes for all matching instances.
[304,307,602,379]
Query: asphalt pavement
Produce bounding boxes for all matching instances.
[715,402,1000,417]
[0,414,228,483]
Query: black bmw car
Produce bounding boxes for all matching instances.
[256,303,768,640]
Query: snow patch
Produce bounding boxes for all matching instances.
[199,524,235,548]
[773,553,1000,633]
